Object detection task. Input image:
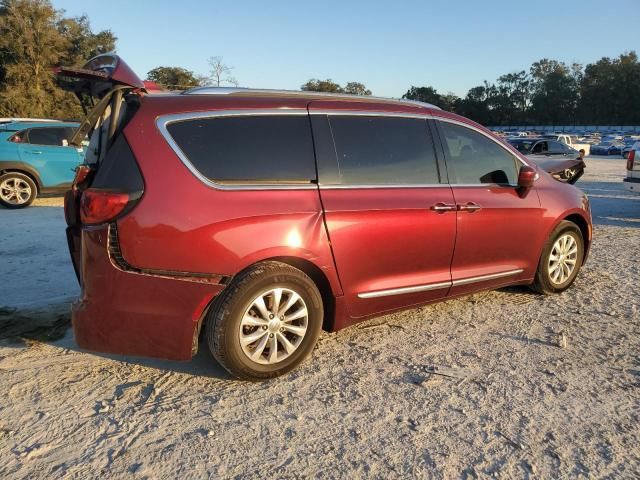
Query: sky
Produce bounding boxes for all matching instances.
[52,0,640,98]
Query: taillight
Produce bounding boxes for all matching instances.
[627,150,635,171]
[80,189,131,225]
[72,165,93,191]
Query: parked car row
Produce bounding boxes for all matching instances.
[494,128,640,158]
[590,140,626,156]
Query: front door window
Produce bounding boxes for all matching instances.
[438,122,519,185]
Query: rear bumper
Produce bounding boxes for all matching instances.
[72,226,226,361]
[623,177,640,194]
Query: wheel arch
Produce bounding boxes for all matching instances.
[259,256,336,332]
[562,213,591,262]
[0,162,43,192]
[200,256,337,336]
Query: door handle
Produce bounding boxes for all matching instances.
[431,202,457,213]
[458,202,481,213]
[28,151,43,154]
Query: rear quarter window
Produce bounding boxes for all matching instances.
[165,115,317,184]
[26,127,72,147]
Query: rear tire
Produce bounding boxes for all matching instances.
[0,172,37,209]
[532,221,584,295]
[206,261,323,380]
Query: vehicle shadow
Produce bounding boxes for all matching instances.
[92,342,234,380]
[0,304,71,347]
[1,307,233,380]
[55,329,234,380]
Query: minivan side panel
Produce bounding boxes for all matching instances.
[115,100,343,299]
[430,118,545,294]
[317,188,456,318]
[430,113,591,290]
[309,105,457,319]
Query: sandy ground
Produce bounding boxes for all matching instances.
[0,157,638,479]
[0,197,78,309]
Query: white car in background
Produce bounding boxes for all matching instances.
[541,134,591,156]
[624,142,640,194]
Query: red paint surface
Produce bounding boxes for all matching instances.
[72,228,225,361]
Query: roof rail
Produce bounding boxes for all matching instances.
[0,118,59,123]
[182,87,441,110]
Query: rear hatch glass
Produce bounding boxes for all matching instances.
[57,55,145,284]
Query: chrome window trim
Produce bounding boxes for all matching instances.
[357,269,523,299]
[319,183,444,190]
[319,183,520,190]
[451,183,520,188]
[310,110,433,120]
[156,109,318,191]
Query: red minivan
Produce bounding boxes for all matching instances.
[62,56,592,380]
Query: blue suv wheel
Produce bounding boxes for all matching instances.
[0,171,37,208]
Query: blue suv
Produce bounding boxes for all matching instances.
[0,120,83,208]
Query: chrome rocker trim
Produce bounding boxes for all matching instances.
[357,269,524,299]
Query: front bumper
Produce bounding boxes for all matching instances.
[72,226,226,361]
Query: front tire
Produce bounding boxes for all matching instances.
[0,172,37,209]
[206,261,323,380]
[532,221,584,294]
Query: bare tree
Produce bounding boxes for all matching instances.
[206,56,238,87]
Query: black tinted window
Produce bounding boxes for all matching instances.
[27,127,75,146]
[531,141,548,154]
[328,116,439,185]
[439,122,518,184]
[92,134,144,193]
[167,115,316,183]
[508,139,535,153]
[547,141,565,154]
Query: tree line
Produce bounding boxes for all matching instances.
[1,0,638,125]
[131,53,640,126]
[401,53,640,125]
[0,0,116,119]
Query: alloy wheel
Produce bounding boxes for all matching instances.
[239,288,308,365]
[0,177,32,205]
[548,233,579,285]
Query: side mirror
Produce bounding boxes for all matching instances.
[517,165,537,189]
